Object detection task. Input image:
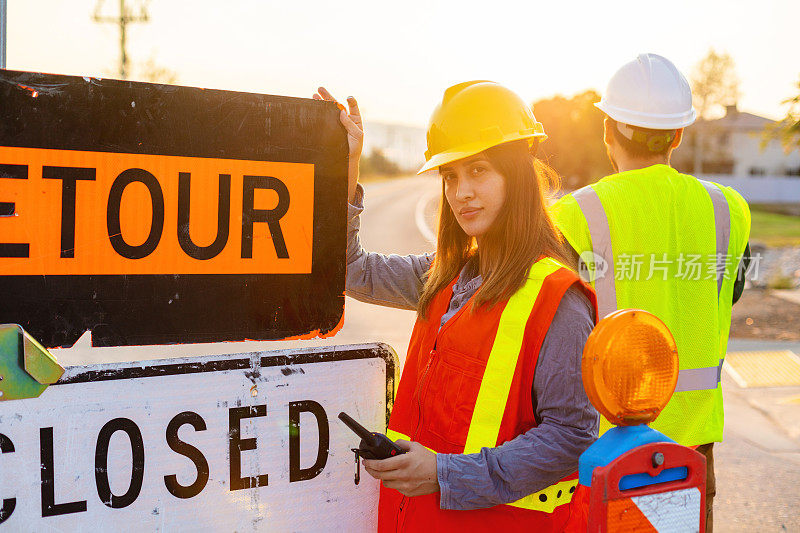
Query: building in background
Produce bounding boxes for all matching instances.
[676,105,800,177]
[673,105,800,207]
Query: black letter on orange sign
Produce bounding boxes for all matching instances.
[177,173,231,260]
[229,405,268,490]
[241,176,290,259]
[0,434,16,524]
[164,411,210,499]
[289,400,329,482]
[95,418,145,508]
[42,166,96,258]
[40,427,87,517]
[107,168,165,259]
[0,164,30,258]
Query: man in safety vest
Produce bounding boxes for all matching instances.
[551,53,751,532]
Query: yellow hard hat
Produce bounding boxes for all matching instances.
[417,81,547,174]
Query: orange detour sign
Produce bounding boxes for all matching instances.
[0,70,348,347]
[0,147,313,275]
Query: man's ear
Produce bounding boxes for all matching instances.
[603,117,613,146]
[672,128,684,150]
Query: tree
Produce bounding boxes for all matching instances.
[691,48,740,120]
[360,148,401,178]
[136,56,179,85]
[532,90,613,189]
[684,49,740,174]
[762,77,800,153]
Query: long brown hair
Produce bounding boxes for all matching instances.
[417,139,574,318]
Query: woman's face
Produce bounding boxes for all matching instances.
[440,154,506,239]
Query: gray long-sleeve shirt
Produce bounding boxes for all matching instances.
[346,185,598,510]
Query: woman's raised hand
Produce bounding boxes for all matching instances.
[313,87,363,204]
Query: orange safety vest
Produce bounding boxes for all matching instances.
[379,257,598,532]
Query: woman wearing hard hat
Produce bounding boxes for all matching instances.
[314,82,598,531]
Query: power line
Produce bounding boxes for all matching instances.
[93,0,149,79]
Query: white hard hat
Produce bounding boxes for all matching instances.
[596,53,696,130]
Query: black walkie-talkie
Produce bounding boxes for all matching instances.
[338,411,407,485]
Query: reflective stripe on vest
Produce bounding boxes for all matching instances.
[699,180,731,297]
[572,182,732,392]
[386,429,436,453]
[674,358,724,392]
[461,257,578,513]
[387,429,411,442]
[572,186,618,320]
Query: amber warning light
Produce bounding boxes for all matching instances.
[582,309,679,426]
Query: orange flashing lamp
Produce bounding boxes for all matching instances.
[582,309,679,426]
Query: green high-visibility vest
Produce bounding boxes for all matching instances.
[551,164,750,446]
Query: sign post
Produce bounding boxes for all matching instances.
[0,343,396,530]
[0,0,6,69]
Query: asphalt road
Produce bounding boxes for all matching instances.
[56,175,800,531]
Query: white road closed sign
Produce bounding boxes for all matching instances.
[0,343,396,531]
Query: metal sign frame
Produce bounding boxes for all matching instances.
[54,343,396,425]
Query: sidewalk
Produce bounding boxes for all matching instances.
[726,338,800,442]
[716,339,800,531]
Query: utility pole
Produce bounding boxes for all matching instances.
[93,0,149,79]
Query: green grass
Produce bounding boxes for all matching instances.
[750,208,800,247]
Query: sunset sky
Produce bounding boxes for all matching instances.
[7,0,799,127]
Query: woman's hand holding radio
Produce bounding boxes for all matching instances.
[362,440,440,497]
